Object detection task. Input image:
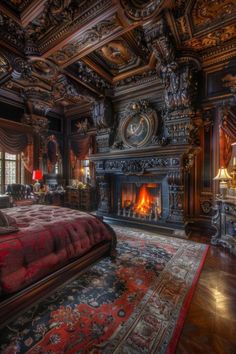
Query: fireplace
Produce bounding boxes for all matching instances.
[90,99,197,237]
[120,182,161,220]
[114,174,169,223]
[90,144,194,237]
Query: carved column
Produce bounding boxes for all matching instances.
[167,170,184,223]
[96,175,111,215]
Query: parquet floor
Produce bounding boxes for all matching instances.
[176,234,236,354]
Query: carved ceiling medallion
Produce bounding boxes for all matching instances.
[120,100,158,148]
[29,57,58,80]
[100,40,134,66]
[192,0,236,29]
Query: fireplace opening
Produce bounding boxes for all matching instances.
[118,182,161,221]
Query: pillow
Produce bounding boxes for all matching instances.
[0,210,19,234]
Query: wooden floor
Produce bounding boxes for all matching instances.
[176,233,236,354]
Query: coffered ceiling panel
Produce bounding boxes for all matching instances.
[0,0,235,107]
[191,0,236,31]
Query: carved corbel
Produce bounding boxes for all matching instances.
[144,18,176,67]
[21,86,53,136]
[92,99,113,153]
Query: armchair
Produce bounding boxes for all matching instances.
[5,184,38,207]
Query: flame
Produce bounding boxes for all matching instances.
[134,184,155,216]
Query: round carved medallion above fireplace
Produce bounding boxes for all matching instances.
[119,100,158,148]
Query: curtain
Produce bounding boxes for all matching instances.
[0,127,28,154]
[219,127,233,167]
[219,108,236,167]
[21,135,33,173]
[70,136,90,159]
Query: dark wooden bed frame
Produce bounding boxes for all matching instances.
[0,232,116,328]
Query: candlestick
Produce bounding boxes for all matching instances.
[233,156,236,166]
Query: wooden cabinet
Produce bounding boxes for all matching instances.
[212,198,236,255]
[65,187,96,211]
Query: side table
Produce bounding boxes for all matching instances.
[211,198,236,255]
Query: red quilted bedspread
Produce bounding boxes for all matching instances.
[0,205,113,296]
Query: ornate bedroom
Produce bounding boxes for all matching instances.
[0,0,235,353]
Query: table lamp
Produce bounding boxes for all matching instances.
[213,167,232,198]
[32,169,43,192]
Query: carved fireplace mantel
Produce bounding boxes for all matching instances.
[90,144,196,237]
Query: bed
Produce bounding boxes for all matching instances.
[0,204,116,327]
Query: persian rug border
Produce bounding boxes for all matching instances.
[167,244,209,354]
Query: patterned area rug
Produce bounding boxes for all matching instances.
[0,226,208,354]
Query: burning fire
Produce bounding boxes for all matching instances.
[134,184,156,216]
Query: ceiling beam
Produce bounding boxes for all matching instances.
[59,21,140,69]
[41,4,119,58]
[21,0,47,28]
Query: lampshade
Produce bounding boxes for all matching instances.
[32,169,43,180]
[213,167,232,181]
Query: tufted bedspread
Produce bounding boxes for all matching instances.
[0,205,114,297]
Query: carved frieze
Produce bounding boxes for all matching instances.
[121,0,165,20]
[74,61,112,91]
[52,75,95,104]
[185,24,236,50]
[102,157,176,174]
[49,17,119,65]
[115,69,158,88]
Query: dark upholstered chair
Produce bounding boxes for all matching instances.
[5,184,37,207]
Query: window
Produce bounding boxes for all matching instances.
[0,151,23,193]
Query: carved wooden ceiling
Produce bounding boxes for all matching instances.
[0,0,236,109]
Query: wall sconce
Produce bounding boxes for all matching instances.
[32,169,43,192]
[213,167,232,198]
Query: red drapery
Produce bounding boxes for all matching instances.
[70,135,90,159]
[0,127,33,173]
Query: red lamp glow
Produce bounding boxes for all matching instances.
[32,170,43,181]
